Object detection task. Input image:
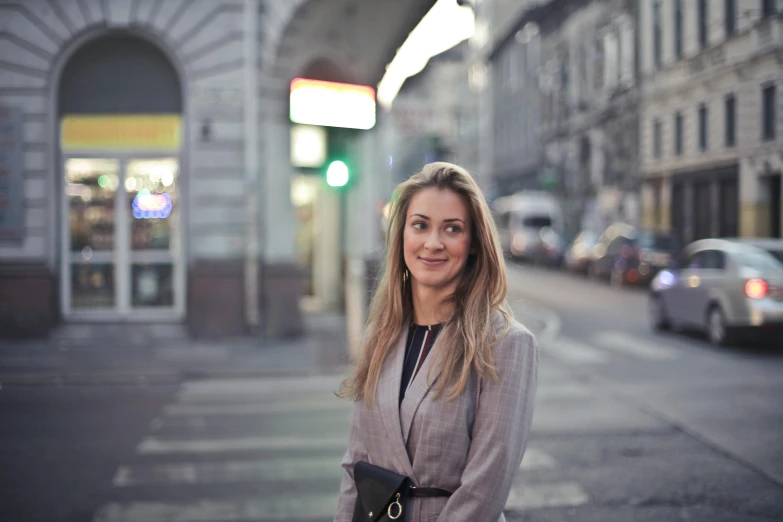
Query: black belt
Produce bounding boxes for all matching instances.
[409,485,452,498]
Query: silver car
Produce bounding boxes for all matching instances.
[649,238,783,346]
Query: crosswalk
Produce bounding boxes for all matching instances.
[542,330,682,366]
[92,374,592,522]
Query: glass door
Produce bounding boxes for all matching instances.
[123,158,181,317]
[62,156,183,320]
[64,158,120,314]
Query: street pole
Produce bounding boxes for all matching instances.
[243,0,260,331]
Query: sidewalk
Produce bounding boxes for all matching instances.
[0,306,550,387]
[0,312,351,386]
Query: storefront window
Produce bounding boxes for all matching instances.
[65,158,119,252]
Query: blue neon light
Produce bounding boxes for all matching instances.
[132,191,172,220]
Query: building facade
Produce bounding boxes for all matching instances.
[0,0,433,339]
[479,0,640,237]
[536,0,640,235]
[639,0,783,245]
[469,0,547,199]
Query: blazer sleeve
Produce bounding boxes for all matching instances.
[334,401,368,522]
[436,324,539,521]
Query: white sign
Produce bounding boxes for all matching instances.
[290,125,327,168]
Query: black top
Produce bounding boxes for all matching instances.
[399,322,443,406]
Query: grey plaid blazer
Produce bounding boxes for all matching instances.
[335,318,539,522]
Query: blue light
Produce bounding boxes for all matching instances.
[132,192,172,220]
[658,270,676,287]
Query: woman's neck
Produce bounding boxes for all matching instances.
[411,281,455,325]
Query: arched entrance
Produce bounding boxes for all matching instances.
[58,34,185,321]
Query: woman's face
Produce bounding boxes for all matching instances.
[403,187,472,293]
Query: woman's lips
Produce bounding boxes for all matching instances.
[419,257,447,267]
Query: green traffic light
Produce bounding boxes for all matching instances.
[326,160,349,187]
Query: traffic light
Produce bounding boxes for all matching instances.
[326,160,350,188]
[323,127,356,190]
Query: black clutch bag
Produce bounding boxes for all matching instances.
[352,461,412,522]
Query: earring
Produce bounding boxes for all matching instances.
[403,268,409,284]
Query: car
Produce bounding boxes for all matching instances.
[587,224,678,286]
[563,230,599,275]
[649,238,783,346]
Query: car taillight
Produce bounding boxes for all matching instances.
[745,279,768,299]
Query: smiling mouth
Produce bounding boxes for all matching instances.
[419,257,447,266]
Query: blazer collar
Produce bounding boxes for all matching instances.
[378,322,446,482]
[400,324,445,445]
[378,324,416,479]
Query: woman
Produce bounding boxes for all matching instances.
[335,162,539,521]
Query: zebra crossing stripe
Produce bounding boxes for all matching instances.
[520,448,556,470]
[93,496,338,522]
[137,435,348,454]
[592,331,678,360]
[505,482,590,511]
[113,456,342,487]
[544,337,610,364]
[163,398,350,416]
[177,376,343,400]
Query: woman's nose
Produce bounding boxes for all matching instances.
[424,230,444,250]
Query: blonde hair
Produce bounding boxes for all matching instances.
[339,162,512,406]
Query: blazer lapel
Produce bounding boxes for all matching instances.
[377,325,416,479]
[400,327,445,446]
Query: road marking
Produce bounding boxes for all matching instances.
[177,376,343,400]
[544,337,610,364]
[137,435,347,455]
[592,331,678,361]
[505,482,590,511]
[163,398,350,416]
[113,456,342,487]
[520,448,556,470]
[93,496,338,522]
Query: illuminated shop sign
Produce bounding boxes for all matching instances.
[61,115,182,151]
[290,124,327,168]
[132,190,172,219]
[290,78,376,130]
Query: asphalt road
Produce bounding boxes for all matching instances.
[0,264,781,522]
[506,263,783,521]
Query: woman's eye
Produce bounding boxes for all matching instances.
[412,222,426,230]
[446,225,462,233]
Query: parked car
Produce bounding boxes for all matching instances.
[563,230,599,275]
[649,238,783,346]
[493,191,565,265]
[587,223,678,286]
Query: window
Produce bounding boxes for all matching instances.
[698,104,708,151]
[725,94,736,147]
[763,84,776,140]
[674,112,684,155]
[674,0,684,58]
[686,250,726,270]
[703,250,727,270]
[719,177,739,237]
[653,0,662,68]
[762,0,776,17]
[653,119,662,158]
[725,0,736,37]
[698,0,708,48]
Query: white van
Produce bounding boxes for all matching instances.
[492,191,565,263]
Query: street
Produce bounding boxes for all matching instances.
[1,264,782,521]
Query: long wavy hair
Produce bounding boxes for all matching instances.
[339,162,513,406]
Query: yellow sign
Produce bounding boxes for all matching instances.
[61,115,182,151]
